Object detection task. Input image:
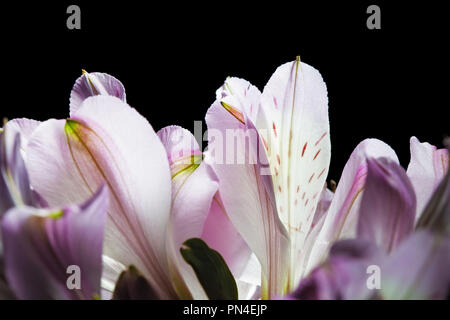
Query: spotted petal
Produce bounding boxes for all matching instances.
[254,59,331,288]
[206,92,290,299]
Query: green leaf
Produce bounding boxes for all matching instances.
[112,265,159,300]
[180,238,238,300]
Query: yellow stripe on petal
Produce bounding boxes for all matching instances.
[220,101,245,125]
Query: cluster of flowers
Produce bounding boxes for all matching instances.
[0,59,448,300]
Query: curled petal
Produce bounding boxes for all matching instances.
[357,157,416,253]
[305,139,398,274]
[158,125,251,299]
[407,136,449,221]
[70,71,126,116]
[1,185,108,300]
[3,118,41,152]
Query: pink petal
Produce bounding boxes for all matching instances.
[1,185,108,299]
[70,71,126,116]
[306,139,398,274]
[357,157,416,253]
[407,136,449,221]
[26,96,175,298]
[205,99,290,299]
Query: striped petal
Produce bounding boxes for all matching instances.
[158,125,252,299]
[70,71,126,116]
[26,96,176,299]
[206,93,290,299]
[158,125,217,299]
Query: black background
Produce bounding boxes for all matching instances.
[1,1,448,182]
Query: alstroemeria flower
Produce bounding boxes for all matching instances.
[23,71,250,300]
[290,156,450,299]
[205,58,331,298]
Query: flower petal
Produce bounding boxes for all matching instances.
[0,128,34,217]
[205,98,290,299]
[416,168,450,236]
[407,137,449,221]
[3,118,41,152]
[1,185,108,299]
[158,125,218,299]
[255,59,331,288]
[26,96,175,298]
[70,71,126,116]
[289,239,384,300]
[357,157,416,253]
[201,193,252,279]
[305,139,398,275]
[380,230,450,299]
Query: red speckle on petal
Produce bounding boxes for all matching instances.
[317,168,326,180]
[308,173,315,183]
[261,136,269,151]
[301,142,308,157]
[313,149,321,160]
[305,199,309,206]
[273,122,277,138]
[296,185,300,193]
[302,192,306,200]
[275,167,279,176]
[277,154,281,165]
[315,132,327,146]
[273,96,278,108]
[278,185,282,193]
